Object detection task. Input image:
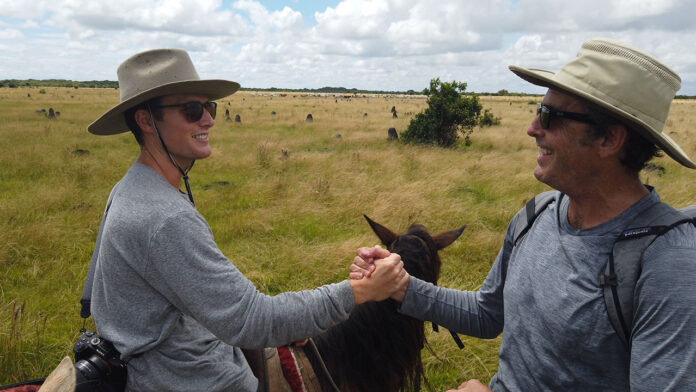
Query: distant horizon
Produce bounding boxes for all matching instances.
[0,78,537,95]
[7,79,696,99]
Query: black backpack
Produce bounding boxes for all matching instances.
[512,190,696,348]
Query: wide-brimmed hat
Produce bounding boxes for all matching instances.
[509,38,695,169]
[88,48,240,135]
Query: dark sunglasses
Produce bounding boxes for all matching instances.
[537,103,596,129]
[152,101,217,122]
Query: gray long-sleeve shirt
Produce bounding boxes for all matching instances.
[400,190,696,391]
[91,163,355,392]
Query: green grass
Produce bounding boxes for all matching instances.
[2,88,696,389]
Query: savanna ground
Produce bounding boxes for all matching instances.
[2,86,695,390]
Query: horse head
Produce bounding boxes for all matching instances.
[363,214,466,284]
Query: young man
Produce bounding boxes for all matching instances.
[354,38,696,391]
[86,49,408,392]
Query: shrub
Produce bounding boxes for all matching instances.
[479,109,501,127]
[401,78,482,147]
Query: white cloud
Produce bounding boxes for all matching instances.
[314,0,396,39]
[0,0,694,94]
[233,0,303,32]
[510,0,696,33]
[609,0,680,19]
[0,27,23,39]
[32,0,249,37]
[311,0,509,57]
[0,0,53,19]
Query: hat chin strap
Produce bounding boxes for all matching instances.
[148,105,196,206]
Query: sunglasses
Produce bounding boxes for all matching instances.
[537,103,596,129]
[152,101,217,122]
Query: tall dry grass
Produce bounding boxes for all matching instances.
[1,87,695,389]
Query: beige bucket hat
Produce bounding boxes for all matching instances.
[510,38,695,169]
[88,48,240,135]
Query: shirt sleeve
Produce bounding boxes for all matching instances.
[143,209,354,349]
[630,224,696,391]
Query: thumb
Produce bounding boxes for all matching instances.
[371,245,390,259]
[357,245,389,261]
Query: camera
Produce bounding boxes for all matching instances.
[73,330,127,392]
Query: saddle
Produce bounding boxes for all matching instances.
[245,345,323,392]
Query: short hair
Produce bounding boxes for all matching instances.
[580,101,661,174]
[124,98,163,146]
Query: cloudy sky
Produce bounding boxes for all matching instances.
[1,0,695,94]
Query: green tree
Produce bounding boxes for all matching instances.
[402,78,482,147]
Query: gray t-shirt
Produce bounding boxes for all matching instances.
[91,163,355,392]
[400,190,696,391]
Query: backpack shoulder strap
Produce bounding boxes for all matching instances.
[600,201,695,348]
[512,190,559,246]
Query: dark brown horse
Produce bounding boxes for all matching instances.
[306,215,466,392]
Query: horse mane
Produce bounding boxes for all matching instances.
[308,221,455,392]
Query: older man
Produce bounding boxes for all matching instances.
[355,38,696,391]
[86,49,407,392]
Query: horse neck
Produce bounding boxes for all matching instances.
[310,299,426,392]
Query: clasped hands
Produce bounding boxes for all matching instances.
[348,245,410,305]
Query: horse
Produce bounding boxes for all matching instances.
[305,215,466,392]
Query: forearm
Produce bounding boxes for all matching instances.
[213,280,355,349]
[398,277,503,339]
[151,213,357,349]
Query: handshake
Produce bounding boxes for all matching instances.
[347,245,410,305]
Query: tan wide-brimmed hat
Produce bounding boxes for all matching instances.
[88,48,240,135]
[510,38,695,169]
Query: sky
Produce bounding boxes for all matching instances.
[1,0,695,95]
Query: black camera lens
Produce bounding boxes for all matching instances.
[74,355,108,392]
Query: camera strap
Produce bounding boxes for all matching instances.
[80,184,119,321]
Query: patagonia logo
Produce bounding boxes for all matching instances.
[621,227,653,238]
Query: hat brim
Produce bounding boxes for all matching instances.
[88,79,240,135]
[509,65,696,169]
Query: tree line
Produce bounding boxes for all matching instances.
[0,79,118,89]
[1,79,549,97]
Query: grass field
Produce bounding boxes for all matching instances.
[1,86,695,389]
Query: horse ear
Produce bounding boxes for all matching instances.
[432,224,466,250]
[363,214,398,246]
